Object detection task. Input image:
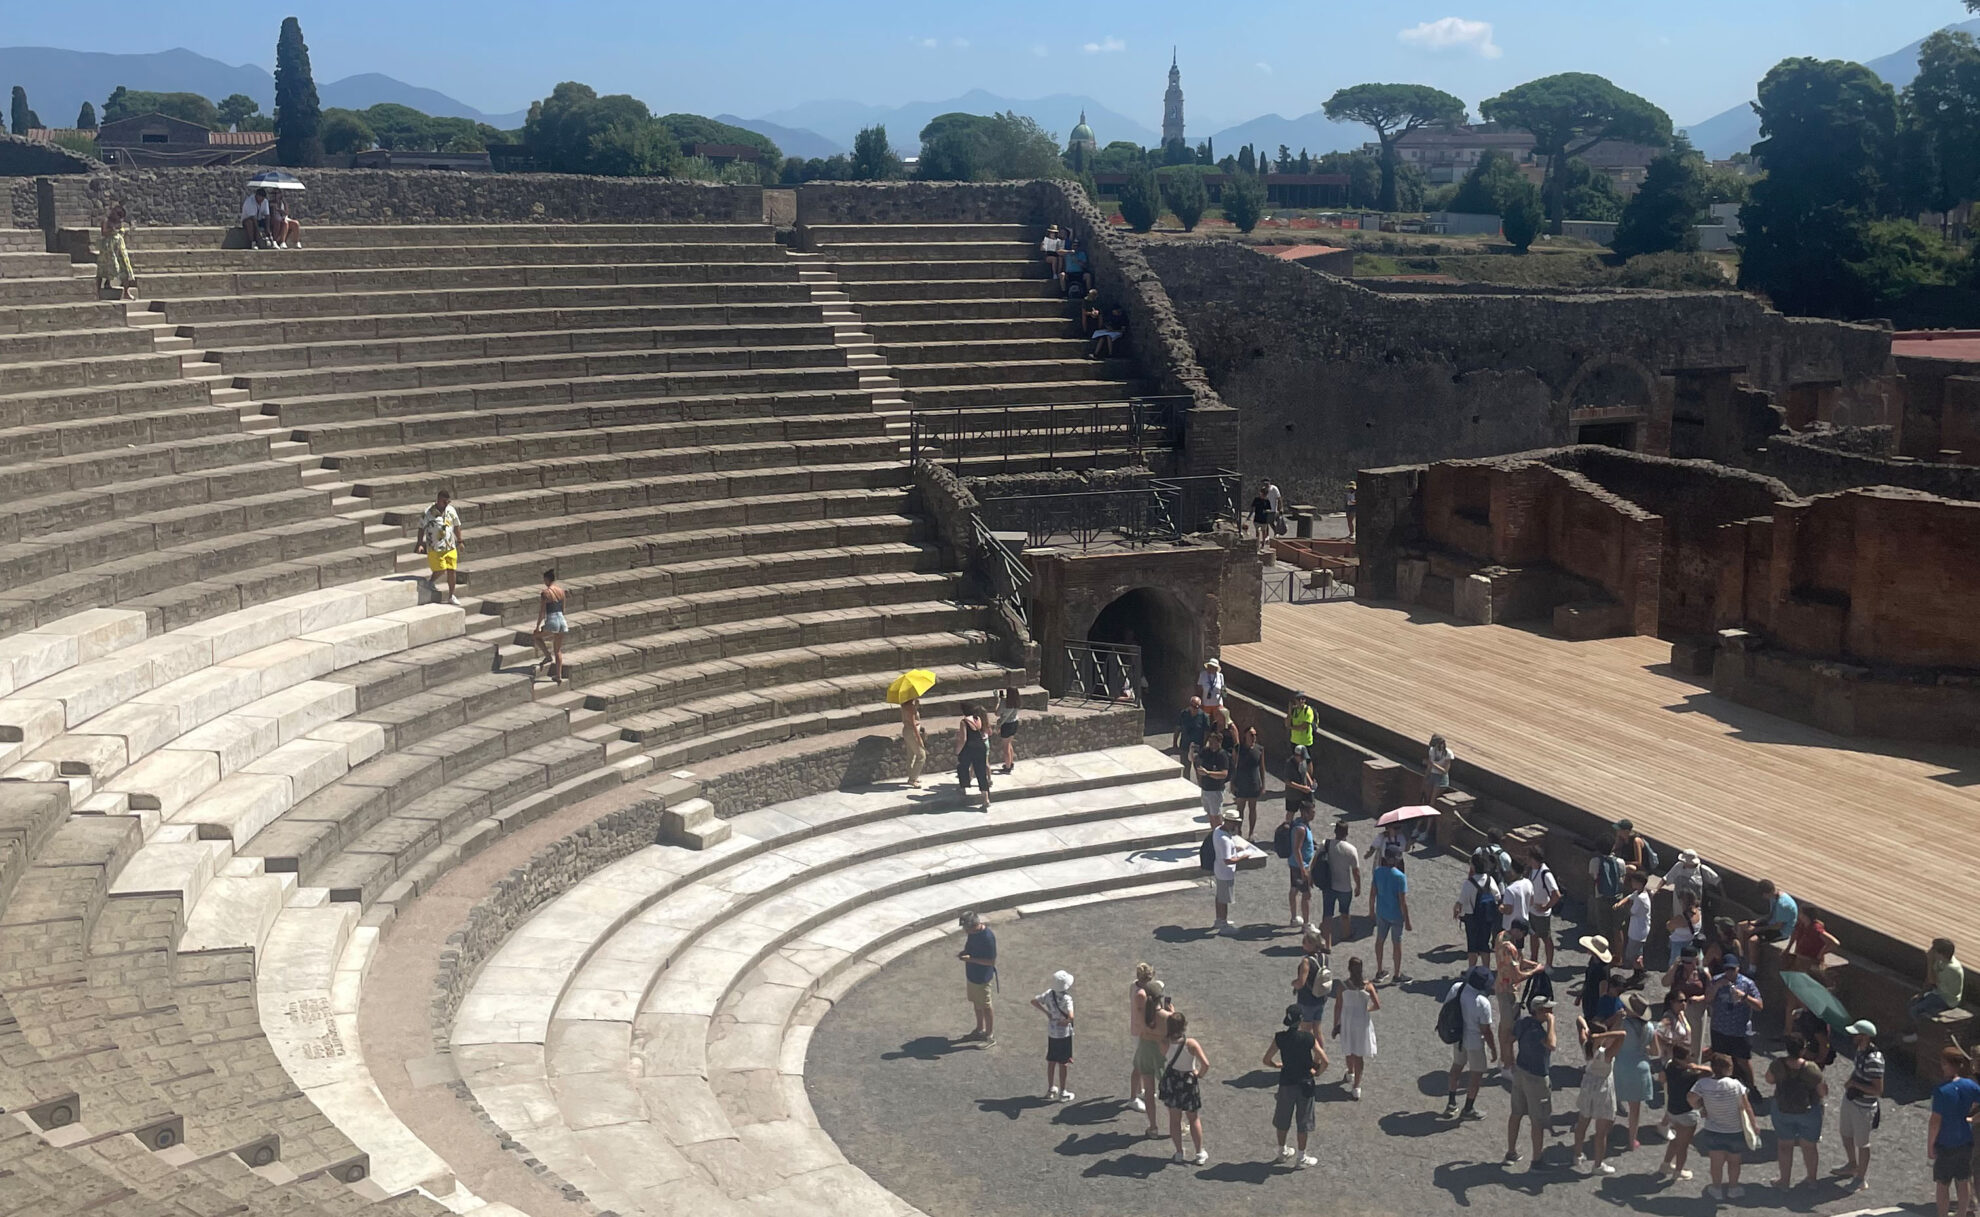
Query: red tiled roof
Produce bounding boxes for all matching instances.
[208,130,276,146]
[23,128,89,142]
[1266,244,1349,260]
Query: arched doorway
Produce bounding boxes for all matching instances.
[1561,355,1659,450]
[1087,587,1198,726]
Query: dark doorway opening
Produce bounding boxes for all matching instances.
[1088,587,1196,728]
[1576,421,1635,449]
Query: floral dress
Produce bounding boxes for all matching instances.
[97,226,135,287]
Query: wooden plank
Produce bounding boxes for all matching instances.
[1224,601,1980,956]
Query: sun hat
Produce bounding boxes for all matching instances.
[1465,964,1492,990]
[1145,978,1166,998]
[1622,993,1652,1019]
[1678,848,1701,865]
[1528,995,1556,1014]
[1221,808,1242,822]
[1051,969,1074,993]
[1578,935,1613,964]
[1205,658,1221,669]
[1845,1019,1878,1037]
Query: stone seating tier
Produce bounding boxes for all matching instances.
[177,300,832,350]
[202,320,848,375]
[118,223,781,250]
[449,746,1196,1217]
[144,280,820,327]
[131,261,808,302]
[123,242,794,273]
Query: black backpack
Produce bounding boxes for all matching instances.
[1471,844,1508,884]
[1199,831,1216,873]
[1640,839,1661,875]
[1436,987,1468,1045]
[1272,821,1293,860]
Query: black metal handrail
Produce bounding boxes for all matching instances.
[976,486,1179,551]
[1063,640,1142,706]
[969,509,1033,629]
[908,395,1192,474]
[1148,469,1242,535]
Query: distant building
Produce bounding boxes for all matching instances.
[350,149,493,172]
[690,143,763,166]
[92,112,274,167]
[1162,50,1186,151]
[1374,122,1661,195]
[1068,111,1097,155]
[1092,171,1349,210]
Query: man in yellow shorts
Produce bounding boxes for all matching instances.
[416,489,463,605]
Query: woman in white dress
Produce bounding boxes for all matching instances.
[1330,955,1380,1099]
[1574,1020,1626,1176]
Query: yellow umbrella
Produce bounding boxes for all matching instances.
[887,669,937,704]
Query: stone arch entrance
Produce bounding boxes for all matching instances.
[1561,354,1661,450]
[1087,587,1198,722]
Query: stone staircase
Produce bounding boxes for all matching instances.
[802,223,1156,474]
[440,745,1204,1216]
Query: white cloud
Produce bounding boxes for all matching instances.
[951,36,970,48]
[1082,36,1127,54]
[1397,17,1502,59]
[1255,61,1274,75]
[1031,43,1050,58]
[914,36,939,49]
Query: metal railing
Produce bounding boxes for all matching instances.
[1062,640,1142,706]
[1148,470,1242,535]
[908,395,1191,474]
[975,468,1243,552]
[970,510,1033,629]
[1261,565,1353,604]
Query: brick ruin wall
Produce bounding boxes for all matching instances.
[1140,240,1895,509]
[18,167,766,228]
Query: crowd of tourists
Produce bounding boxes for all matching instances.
[950,716,1980,1213]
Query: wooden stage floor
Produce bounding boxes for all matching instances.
[1223,601,1980,957]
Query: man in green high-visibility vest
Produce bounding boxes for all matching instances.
[1287,692,1316,752]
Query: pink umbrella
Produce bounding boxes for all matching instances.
[1377,805,1441,826]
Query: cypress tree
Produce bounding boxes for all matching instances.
[77,101,97,129]
[10,87,31,136]
[274,17,323,167]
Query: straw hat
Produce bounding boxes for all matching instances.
[1578,935,1613,963]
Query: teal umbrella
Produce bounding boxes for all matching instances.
[1784,970,1853,1031]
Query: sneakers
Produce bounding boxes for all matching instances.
[1596,1162,1616,1176]
[1503,1152,1523,1166]
[1726,1185,1744,1199]
[1216,923,1237,937]
[1394,972,1411,984]
[1461,1105,1482,1121]
[1171,1152,1188,1164]
[1442,1099,1460,1119]
[1047,1087,1060,1101]
[1373,970,1390,984]
[1677,1169,1693,1181]
[1279,1145,1295,1162]
[1059,1090,1075,1102]
[1298,1154,1317,1169]
[1702,1185,1722,1200]
[1193,1150,1208,1165]
[1131,1097,1146,1113]
[1351,1086,1363,1101]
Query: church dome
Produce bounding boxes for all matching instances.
[1069,110,1096,149]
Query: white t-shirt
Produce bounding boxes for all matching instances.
[241,195,268,221]
[1691,1075,1749,1134]
[1532,864,1560,913]
[1040,235,1063,254]
[1323,838,1359,893]
[1445,981,1496,1050]
[1036,989,1074,1037]
[1211,827,1240,881]
[1625,891,1652,942]
[1501,877,1535,926]
[1198,670,1225,705]
[1265,484,1282,514]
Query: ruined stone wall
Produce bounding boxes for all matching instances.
[1767,487,1980,670]
[41,168,764,226]
[794,180,1040,226]
[1742,432,1980,501]
[1545,448,1792,637]
[1141,240,1893,508]
[0,134,101,181]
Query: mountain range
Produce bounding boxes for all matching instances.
[1684,18,1980,158]
[0,46,527,129]
[751,89,1163,153]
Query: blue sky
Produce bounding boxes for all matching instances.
[2,0,1971,127]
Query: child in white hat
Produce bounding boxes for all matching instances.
[1032,970,1077,1101]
